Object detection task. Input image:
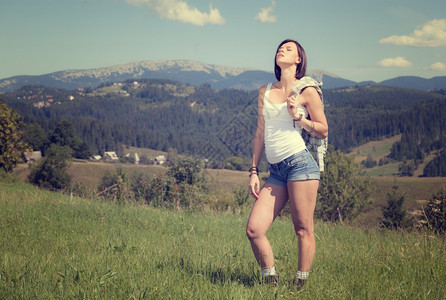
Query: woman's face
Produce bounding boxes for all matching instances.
[276,42,301,66]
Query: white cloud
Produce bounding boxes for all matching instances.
[378,57,413,68]
[124,0,225,26]
[255,1,277,23]
[430,62,446,71]
[379,19,446,47]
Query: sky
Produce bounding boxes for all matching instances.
[1,0,446,83]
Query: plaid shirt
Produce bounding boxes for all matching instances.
[292,76,328,172]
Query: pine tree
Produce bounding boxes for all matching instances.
[380,183,412,229]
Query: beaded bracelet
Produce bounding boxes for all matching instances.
[249,166,259,176]
[249,166,259,173]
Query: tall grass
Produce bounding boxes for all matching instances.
[1,181,445,299]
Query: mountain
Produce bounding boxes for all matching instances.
[0,60,353,92]
[379,76,446,90]
[0,60,444,93]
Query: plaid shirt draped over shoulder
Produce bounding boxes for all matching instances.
[292,76,328,172]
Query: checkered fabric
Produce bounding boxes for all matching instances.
[292,76,328,172]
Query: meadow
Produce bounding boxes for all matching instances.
[13,156,446,228]
[1,180,445,299]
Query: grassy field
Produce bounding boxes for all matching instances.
[13,157,446,228]
[347,134,439,177]
[352,176,446,227]
[69,162,446,228]
[1,180,445,299]
[349,135,401,164]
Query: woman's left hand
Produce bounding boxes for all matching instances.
[287,95,303,119]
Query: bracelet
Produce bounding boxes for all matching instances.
[249,166,259,173]
[305,121,315,133]
[249,166,259,177]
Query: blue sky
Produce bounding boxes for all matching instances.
[1,0,446,82]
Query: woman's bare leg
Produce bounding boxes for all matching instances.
[287,180,319,272]
[246,183,288,269]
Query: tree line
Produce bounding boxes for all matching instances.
[2,79,446,175]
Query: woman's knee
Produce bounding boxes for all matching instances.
[294,224,314,239]
[246,224,263,241]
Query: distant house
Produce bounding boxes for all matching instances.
[24,151,42,163]
[154,155,166,165]
[103,151,119,162]
[125,152,140,164]
[90,155,102,161]
[33,101,45,109]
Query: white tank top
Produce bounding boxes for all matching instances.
[262,83,307,164]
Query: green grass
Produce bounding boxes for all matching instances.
[348,135,401,163]
[14,161,446,228]
[1,181,445,299]
[363,162,399,177]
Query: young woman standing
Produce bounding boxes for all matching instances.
[246,39,328,286]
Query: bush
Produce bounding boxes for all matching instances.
[420,187,446,233]
[399,160,415,177]
[224,156,250,171]
[97,168,135,204]
[361,154,377,168]
[0,169,19,183]
[380,183,412,229]
[167,158,205,186]
[28,144,72,190]
[145,173,181,209]
[316,146,374,222]
[132,158,208,210]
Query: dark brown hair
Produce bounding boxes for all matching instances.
[274,39,307,81]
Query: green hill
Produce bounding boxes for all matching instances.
[3,80,446,173]
[1,180,445,299]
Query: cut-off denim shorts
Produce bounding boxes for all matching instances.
[266,149,320,187]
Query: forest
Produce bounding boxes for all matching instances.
[2,78,445,176]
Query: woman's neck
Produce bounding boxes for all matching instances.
[279,67,298,91]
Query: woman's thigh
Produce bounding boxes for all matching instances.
[287,180,319,229]
[246,183,289,235]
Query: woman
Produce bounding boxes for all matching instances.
[246,39,328,286]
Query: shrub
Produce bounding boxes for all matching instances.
[316,146,374,222]
[167,158,205,186]
[399,160,415,177]
[420,187,446,233]
[132,158,209,210]
[380,183,412,229]
[145,173,180,209]
[97,168,135,204]
[28,144,72,191]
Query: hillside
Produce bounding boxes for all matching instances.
[1,180,445,299]
[2,78,446,176]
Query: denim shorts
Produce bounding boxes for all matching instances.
[266,149,320,187]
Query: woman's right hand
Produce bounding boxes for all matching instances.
[248,175,260,200]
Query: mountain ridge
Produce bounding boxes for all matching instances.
[0,60,444,92]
